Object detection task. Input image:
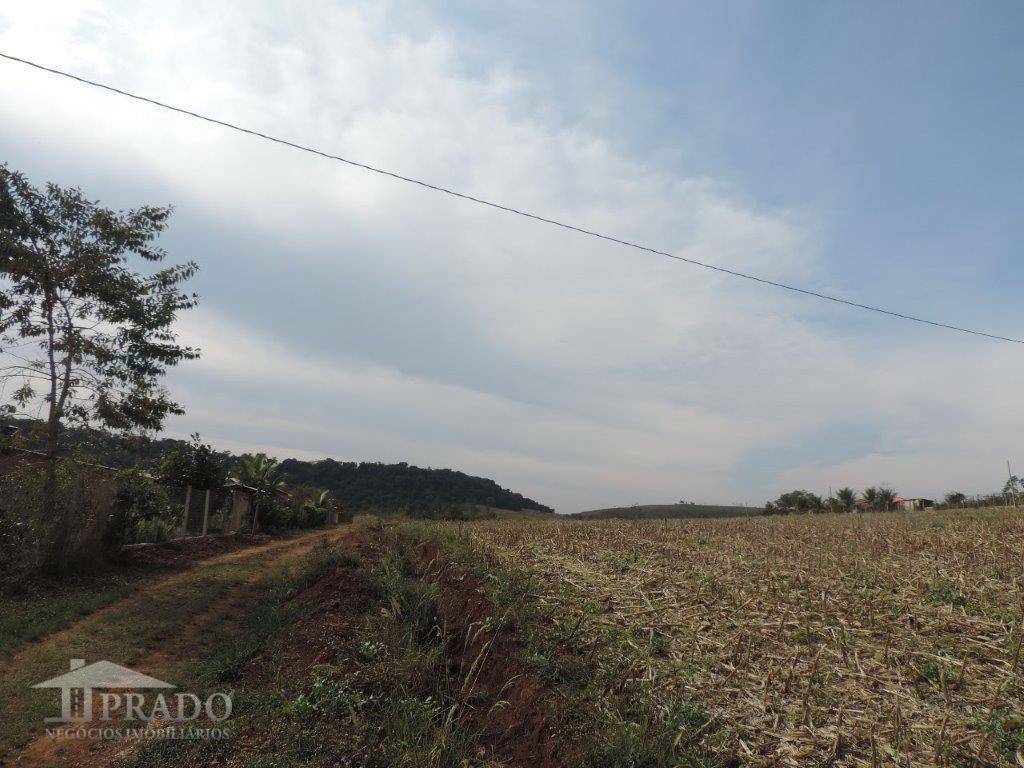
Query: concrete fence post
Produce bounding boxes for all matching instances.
[202,488,211,535]
[182,485,192,532]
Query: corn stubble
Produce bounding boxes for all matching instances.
[466,509,1024,766]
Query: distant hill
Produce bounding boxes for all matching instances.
[3,418,552,514]
[574,502,762,520]
[277,458,552,513]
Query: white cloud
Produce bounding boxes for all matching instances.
[1,1,1020,511]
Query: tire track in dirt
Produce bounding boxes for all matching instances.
[3,528,350,768]
[0,531,329,680]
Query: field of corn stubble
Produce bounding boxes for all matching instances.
[468,508,1024,766]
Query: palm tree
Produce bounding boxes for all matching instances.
[302,490,331,525]
[876,487,898,512]
[835,487,857,513]
[230,453,285,533]
[861,487,879,512]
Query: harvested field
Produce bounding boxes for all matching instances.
[466,508,1024,766]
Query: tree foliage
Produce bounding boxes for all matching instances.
[875,487,897,512]
[764,486,901,516]
[157,433,228,490]
[230,453,285,496]
[763,489,824,515]
[0,166,198,571]
[0,165,198,440]
[277,458,552,513]
[1,419,553,515]
[229,453,287,533]
[834,487,858,513]
[861,486,880,511]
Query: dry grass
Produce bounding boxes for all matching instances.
[466,508,1024,766]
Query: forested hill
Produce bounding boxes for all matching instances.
[277,458,552,513]
[4,418,552,513]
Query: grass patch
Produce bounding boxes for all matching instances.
[928,582,968,609]
[0,565,165,659]
[984,709,1024,762]
[588,701,716,768]
[0,540,339,757]
[198,543,359,684]
[117,522,727,767]
[404,521,722,767]
[122,534,485,768]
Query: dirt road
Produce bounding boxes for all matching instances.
[1,527,350,767]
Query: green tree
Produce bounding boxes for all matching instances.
[107,469,175,550]
[876,487,898,512]
[230,453,286,533]
[0,166,198,571]
[1003,475,1022,504]
[764,490,824,515]
[861,487,880,512]
[943,491,966,507]
[302,490,331,527]
[835,487,858,513]
[158,433,227,491]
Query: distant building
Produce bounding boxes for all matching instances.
[895,497,934,511]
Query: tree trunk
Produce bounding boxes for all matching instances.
[41,391,70,573]
[42,288,68,574]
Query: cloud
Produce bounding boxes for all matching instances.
[1,1,1021,511]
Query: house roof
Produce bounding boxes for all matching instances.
[33,661,175,689]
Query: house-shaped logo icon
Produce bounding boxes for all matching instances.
[33,659,175,723]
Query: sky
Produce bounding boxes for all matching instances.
[1,1,1022,513]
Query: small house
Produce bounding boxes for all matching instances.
[895,497,934,511]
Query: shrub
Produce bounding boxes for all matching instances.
[255,487,334,531]
[336,505,354,524]
[255,497,292,531]
[0,507,37,585]
[126,516,175,545]
[106,470,177,548]
[0,456,117,577]
[762,490,824,515]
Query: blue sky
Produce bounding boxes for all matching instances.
[1,1,1022,511]
[427,1,1024,306]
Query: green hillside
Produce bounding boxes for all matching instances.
[2,418,552,514]
[276,458,552,513]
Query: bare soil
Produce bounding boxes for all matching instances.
[420,540,568,768]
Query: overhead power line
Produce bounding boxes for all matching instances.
[1,51,1021,345]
